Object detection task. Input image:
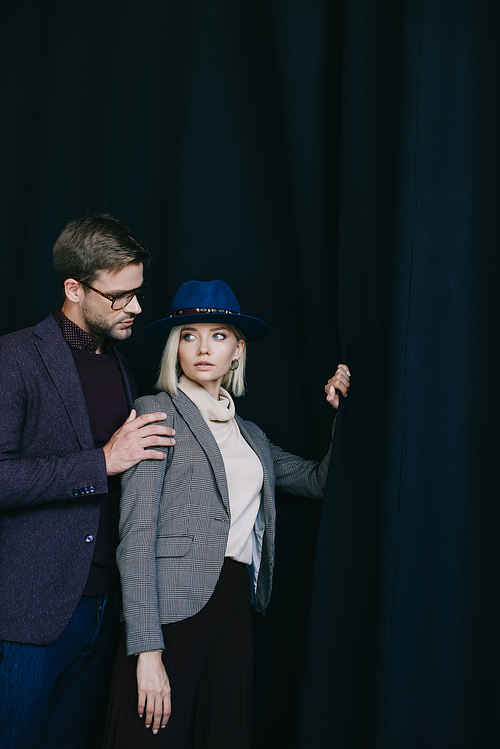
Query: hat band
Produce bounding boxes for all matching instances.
[170,307,241,317]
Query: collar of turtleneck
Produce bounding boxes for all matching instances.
[178,374,235,426]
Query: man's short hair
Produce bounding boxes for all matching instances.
[53,213,151,286]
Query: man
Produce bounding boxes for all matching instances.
[0,214,175,748]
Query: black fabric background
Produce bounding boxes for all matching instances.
[1,1,499,747]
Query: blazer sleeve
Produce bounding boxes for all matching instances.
[268,417,336,499]
[0,338,108,509]
[117,394,173,656]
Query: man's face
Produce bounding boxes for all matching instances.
[80,262,144,343]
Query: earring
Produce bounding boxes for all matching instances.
[229,359,239,371]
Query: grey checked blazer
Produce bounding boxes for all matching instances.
[117,389,332,656]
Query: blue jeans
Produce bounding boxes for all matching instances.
[0,595,120,749]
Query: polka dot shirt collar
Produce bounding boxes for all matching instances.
[53,309,115,354]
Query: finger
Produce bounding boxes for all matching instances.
[125,409,137,424]
[325,377,337,393]
[140,436,176,448]
[161,694,172,728]
[134,412,168,427]
[138,690,146,719]
[152,696,165,734]
[140,450,168,461]
[329,370,350,389]
[324,366,350,393]
[135,424,176,438]
[145,696,155,729]
[336,364,351,377]
[333,383,349,397]
[331,377,349,392]
[325,377,346,394]
[333,370,350,384]
[326,385,340,408]
[332,377,349,394]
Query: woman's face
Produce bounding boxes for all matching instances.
[178,322,244,398]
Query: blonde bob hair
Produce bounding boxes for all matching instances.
[156,324,247,397]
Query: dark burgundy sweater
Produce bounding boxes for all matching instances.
[71,347,129,596]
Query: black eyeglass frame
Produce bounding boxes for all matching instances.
[79,281,151,310]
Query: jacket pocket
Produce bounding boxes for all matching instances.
[155,535,193,558]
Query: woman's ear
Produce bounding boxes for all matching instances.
[234,338,245,360]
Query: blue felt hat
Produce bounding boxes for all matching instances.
[144,280,268,342]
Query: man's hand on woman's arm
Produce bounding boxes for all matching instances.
[103,410,176,476]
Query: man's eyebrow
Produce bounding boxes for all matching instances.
[101,285,142,296]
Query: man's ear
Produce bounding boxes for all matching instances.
[63,278,83,304]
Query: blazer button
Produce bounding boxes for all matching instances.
[73,489,79,496]
[85,535,95,543]
[89,486,95,493]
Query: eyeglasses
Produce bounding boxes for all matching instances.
[80,281,151,310]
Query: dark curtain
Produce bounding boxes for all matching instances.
[298,1,500,748]
[1,2,499,748]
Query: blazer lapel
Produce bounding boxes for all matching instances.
[115,350,137,409]
[33,315,95,450]
[172,392,231,514]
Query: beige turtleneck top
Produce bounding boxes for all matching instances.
[178,375,263,565]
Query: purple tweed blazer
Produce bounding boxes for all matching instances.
[0,314,136,645]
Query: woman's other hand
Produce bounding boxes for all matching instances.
[136,650,172,734]
[325,364,351,409]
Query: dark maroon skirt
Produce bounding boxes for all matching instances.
[103,559,253,749]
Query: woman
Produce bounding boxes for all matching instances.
[104,279,350,749]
